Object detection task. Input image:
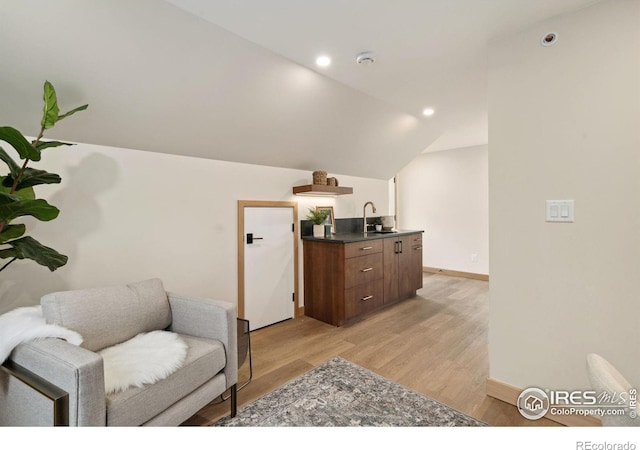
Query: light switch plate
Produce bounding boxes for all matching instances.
[546,200,574,222]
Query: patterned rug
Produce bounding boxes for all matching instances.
[213,356,486,427]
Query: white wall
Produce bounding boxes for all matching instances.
[489,0,640,391]
[397,145,489,275]
[0,142,388,315]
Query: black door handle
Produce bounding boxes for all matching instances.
[246,233,264,244]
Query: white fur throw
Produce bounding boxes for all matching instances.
[0,305,83,364]
[100,330,188,395]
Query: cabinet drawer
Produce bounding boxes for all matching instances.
[345,240,383,259]
[345,253,383,288]
[345,279,384,320]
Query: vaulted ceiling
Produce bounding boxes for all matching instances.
[0,0,601,179]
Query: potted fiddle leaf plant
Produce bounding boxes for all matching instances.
[0,81,88,273]
[306,208,330,238]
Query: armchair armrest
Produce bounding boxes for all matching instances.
[1,359,69,426]
[167,293,238,389]
[1,338,105,426]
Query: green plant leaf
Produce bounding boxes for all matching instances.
[0,178,35,199]
[0,191,21,205]
[0,248,18,259]
[35,140,75,151]
[0,224,26,243]
[57,104,88,121]
[0,236,68,271]
[0,146,21,177]
[16,186,35,200]
[2,168,61,190]
[0,127,41,161]
[0,178,10,196]
[306,208,330,225]
[0,194,59,222]
[41,81,60,130]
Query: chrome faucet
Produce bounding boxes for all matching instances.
[363,201,377,234]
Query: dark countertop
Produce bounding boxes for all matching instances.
[302,229,423,243]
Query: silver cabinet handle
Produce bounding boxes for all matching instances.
[414,246,422,250]
[361,246,373,250]
[361,267,373,272]
[361,295,373,301]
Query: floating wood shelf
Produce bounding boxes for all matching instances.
[292,184,353,196]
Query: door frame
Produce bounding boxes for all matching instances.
[237,200,299,320]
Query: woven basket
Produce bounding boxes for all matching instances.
[327,177,339,186]
[312,171,327,185]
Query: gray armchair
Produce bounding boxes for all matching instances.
[0,278,237,426]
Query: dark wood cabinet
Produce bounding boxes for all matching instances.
[409,234,424,292]
[303,231,423,326]
[383,234,423,305]
[302,240,345,326]
[382,237,400,305]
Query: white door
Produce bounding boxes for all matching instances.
[244,207,295,331]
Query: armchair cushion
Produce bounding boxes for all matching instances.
[100,330,188,395]
[105,334,225,426]
[41,279,172,352]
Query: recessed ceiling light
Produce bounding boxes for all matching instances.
[316,55,331,67]
[422,108,435,117]
[541,32,558,46]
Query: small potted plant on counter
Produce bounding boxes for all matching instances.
[373,217,383,232]
[307,208,330,237]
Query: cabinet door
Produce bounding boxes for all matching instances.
[384,234,423,304]
[397,236,415,300]
[383,237,399,304]
[410,234,424,291]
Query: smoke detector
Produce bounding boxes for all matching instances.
[356,52,376,65]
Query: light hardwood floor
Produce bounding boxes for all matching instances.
[183,273,559,427]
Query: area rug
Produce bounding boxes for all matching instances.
[214,356,486,426]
